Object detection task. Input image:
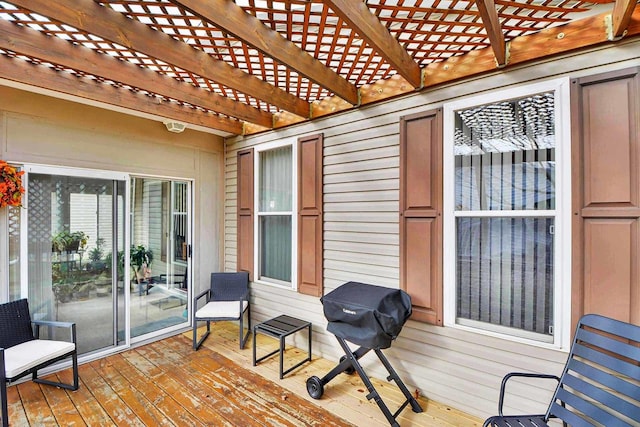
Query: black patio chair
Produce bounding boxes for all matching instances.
[483,313,640,427]
[0,299,79,427]
[193,271,251,350]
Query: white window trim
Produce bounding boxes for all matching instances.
[442,78,572,351]
[252,139,298,290]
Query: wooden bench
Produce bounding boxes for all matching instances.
[483,314,640,427]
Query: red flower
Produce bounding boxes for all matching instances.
[0,160,24,208]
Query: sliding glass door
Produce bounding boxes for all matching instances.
[129,177,191,339]
[3,167,193,356]
[25,169,126,354]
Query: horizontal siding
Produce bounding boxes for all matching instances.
[324,230,399,245]
[325,200,397,212]
[324,178,398,192]
[324,259,397,278]
[394,323,564,416]
[325,221,397,233]
[323,123,397,146]
[224,41,640,421]
[324,168,398,184]
[324,241,398,256]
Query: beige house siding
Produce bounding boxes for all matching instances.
[225,39,640,419]
[0,86,225,296]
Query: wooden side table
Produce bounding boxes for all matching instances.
[253,314,312,379]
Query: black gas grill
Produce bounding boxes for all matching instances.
[306,281,423,427]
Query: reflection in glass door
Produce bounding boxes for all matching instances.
[26,171,125,355]
[129,177,190,339]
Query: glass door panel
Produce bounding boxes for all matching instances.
[129,177,190,339]
[7,204,21,301]
[27,173,125,355]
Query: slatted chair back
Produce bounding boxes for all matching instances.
[1,298,79,427]
[0,299,35,349]
[546,314,640,426]
[193,271,251,350]
[210,271,250,301]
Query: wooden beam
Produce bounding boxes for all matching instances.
[425,6,640,87]
[0,19,272,128]
[173,0,359,105]
[610,0,637,39]
[322,0,422,88]
[475,0,507,67]
[259,8,640,132]
[10,0,311,118]
[0,54,244,135]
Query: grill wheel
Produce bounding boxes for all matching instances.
[306,376,324,399]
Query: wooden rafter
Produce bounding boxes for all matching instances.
[426,5,640,86]
[0,0,636,136]
[322,0,422,88]
[9,0,311,119]
[261,6,640,134]
[173,0,359,105]
[475,0,507,67]
[0,19,272,128]
[611,0,637,39]
[0,54,243,135]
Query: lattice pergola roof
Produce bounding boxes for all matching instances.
[0,0,638,136]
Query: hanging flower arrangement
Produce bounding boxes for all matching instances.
[0,160,25,208]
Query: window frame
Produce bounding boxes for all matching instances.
[253,139,298,290]
[442,78,573,350]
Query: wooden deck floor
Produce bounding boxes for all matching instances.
[6,323,483,426]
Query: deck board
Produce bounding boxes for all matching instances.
[40,374,85,427]
[5,324,483,426]
[6,386,29,426]
[161,341,304,426]
[17,381,56,426]
[203,323,483,427]
[105,353,204,426]
[90,358,172,427]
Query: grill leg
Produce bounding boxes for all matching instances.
[374,348,423,414]
[316,345,370,386]
[335,338,401,427]
[308,336,423,426]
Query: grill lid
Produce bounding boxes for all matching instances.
[321,281,412,349]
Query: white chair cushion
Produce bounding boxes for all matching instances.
[3,339,76,378]
[195,300,248,320]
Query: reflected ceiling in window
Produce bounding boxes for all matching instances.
[454,92,555,156]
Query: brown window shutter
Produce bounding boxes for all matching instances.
[237,148,254,280]
[399,109,443,325]
[571,67,640,328]
[297,133,324,297]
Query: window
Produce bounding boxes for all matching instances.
[236,134,322,295]
[444,80,571,346]
[257,145,294,286]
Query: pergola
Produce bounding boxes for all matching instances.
[0,0,638,137]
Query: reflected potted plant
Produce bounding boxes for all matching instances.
[88,238,106,271]
[52,230,89,253]
[130,244,153,284]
